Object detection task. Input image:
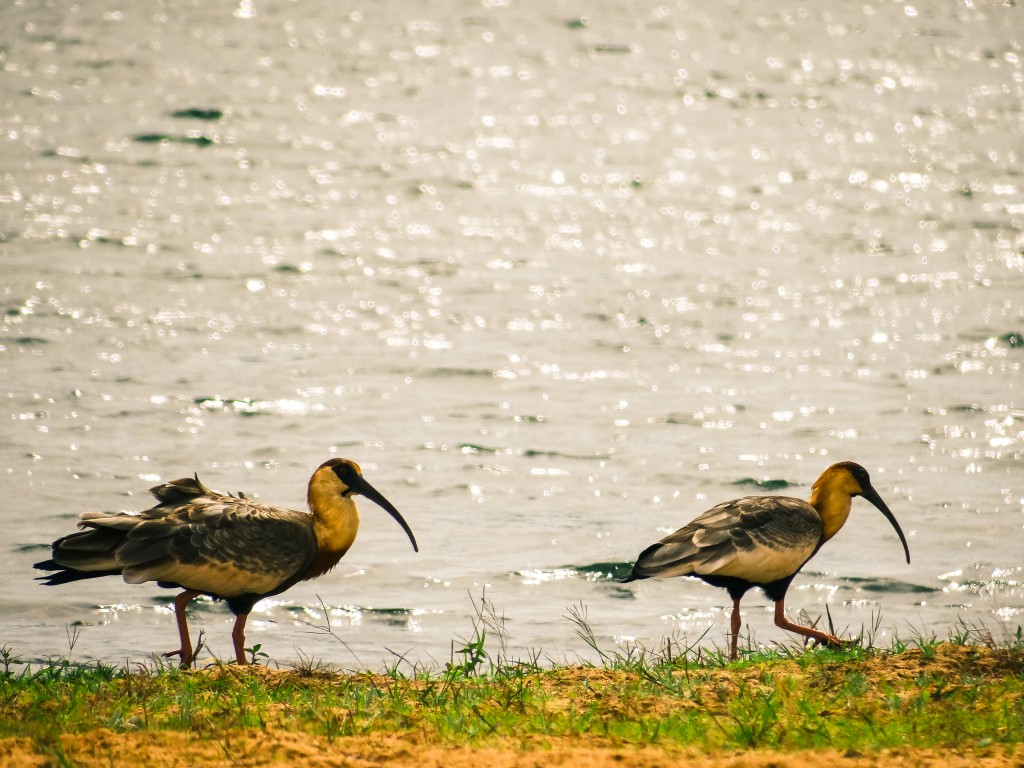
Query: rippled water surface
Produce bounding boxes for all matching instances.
[2,1,1021,669]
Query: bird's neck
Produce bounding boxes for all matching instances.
[303,475,360,579]
[808,483,853,542]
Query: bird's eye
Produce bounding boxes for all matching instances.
[333,462,357,484]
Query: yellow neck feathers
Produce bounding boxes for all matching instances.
[807,464,862,542]
[303,467,360,579]
[808,482,854,542]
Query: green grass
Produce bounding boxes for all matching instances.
[1,606,1021,759]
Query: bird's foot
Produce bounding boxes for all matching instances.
[162,648,194,669]
[780,614,849,653]
[803,633,847,651]
[804,612,847,650]
[163,629,204,669]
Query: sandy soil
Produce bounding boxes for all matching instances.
[4,646,1020,767]
[3,731,1023,768]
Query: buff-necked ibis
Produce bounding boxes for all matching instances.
[34,458,418,667]
[622,461,910,660]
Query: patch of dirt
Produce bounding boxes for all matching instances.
[797,643,1022,685]
[534,644,1024,721]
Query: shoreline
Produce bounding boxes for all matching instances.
[2,640,1021,767]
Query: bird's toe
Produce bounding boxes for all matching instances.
[162,648,194,669]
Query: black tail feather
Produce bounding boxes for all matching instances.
[33,560,121,586]
[618,568,645,584]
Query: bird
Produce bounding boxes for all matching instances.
[34,458,418,668]
[621,461,910,660]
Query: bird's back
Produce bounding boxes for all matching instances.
[624,495,823,585]
[37,476,319,600]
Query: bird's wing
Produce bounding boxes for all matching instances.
[120,497,317,597]
[55,481,318,598]
[631,496,823,584]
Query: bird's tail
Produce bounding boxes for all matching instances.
[620,540,701,583]
[618,568,646,584]
[34,559,121,585]
[35,474,213,588]
[34,522,129,585]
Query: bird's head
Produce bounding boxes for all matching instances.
[313,458,419,552]
[819,461,910,564]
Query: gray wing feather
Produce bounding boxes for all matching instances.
[632,496,823,582]
[52,480,318,597]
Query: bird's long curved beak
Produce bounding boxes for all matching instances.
[860,484,910,564]
[353,476,419,552]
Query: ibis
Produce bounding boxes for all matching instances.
[622,461,910,660]
[35,458,418,667]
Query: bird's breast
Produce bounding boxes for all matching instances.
[301,546,350,580]
[307,494,360,577]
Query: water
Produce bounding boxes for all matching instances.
[1,1,1021,670]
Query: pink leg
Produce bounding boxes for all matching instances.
[231,612,250,665]
[164,589,202,668]
[774,599,843,649]
[729,598,742,661]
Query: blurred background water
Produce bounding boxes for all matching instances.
[1,0,1021,670]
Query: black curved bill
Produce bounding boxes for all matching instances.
[352,475,419,552]
[860,484,910,564]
